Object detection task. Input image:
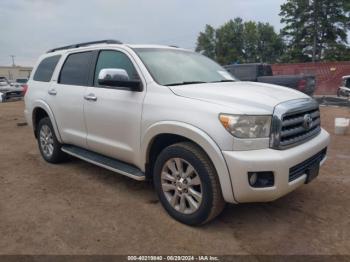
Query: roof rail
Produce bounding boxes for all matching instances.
[47,39,123,53]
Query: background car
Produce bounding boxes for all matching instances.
[0,77,10,92]
[0,77,26,102]
[224,63,316,96]
[14,78,28,86]
[337,75,350,98]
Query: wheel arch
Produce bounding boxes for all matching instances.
[141,121,236,203]
[31,100,62,142]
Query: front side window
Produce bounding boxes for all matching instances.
[59,52,93,86]
[94,50,139,86]
[134,48,237,86]
[33,55,61,82]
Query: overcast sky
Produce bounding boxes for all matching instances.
[0,0,285,66]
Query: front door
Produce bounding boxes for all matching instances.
[84,50,146,166]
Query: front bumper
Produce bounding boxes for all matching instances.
[223,128,330,203]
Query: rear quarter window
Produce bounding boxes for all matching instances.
[33,55,61,82]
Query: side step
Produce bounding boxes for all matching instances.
[61,145,145,181]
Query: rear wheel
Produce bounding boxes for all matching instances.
[37,117,67,163]
[153,142,225,225]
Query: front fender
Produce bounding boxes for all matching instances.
[141,121,237,203]
[31,99,62,143]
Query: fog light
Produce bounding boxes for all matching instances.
[248,172,274,188]
[249,172,258,186]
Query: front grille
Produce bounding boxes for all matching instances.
[289,148,327,182]
[280,108,321,148]
[270,98,321,149]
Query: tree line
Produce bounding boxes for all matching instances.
[195,0,350,65]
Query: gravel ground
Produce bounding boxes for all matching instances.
[0,101,349,255]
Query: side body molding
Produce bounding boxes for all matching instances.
[31,100,63,143]
[141,121,237,203]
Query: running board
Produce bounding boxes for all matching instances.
[61,145,145,181]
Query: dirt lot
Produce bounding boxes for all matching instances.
[0,101,349,255]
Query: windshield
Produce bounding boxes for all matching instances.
[134,48,237,86]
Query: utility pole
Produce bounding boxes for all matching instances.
[10,55,16,67]
[312,0,317,62]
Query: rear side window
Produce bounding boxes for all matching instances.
[33,55,61,82]
[59,52,93,86]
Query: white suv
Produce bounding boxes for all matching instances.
[24,40,330,225]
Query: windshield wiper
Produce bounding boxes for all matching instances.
[165,81,207,86]
[210,79,235,83]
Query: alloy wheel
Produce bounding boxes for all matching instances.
[39,124,54,158]
[161,158,203,214]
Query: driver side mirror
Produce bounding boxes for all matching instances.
[98,68,143,91]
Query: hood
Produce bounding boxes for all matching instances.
[169,81,308,114]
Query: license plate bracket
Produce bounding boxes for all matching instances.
[305,162,320,184]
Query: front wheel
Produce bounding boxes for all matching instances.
[153,142,225,225]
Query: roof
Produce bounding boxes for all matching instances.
[127,44,181,49]
[47,39,122,53]
[46,39,186,55]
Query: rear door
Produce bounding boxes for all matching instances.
[84,49,146,165]
[47,51,94,148]
[26,54,61,106]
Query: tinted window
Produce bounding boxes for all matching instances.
[59,52,93,86]
[346,79,350,88]
[263,65,273,76]
[16,79,28,83]
[94,50,139,86]
[226,65,255,81]
[33,55,61,82]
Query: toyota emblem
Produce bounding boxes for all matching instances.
[303,114,313,130]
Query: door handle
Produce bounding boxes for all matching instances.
[48,89,57,95]
[84,93,97,101]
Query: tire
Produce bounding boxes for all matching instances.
[153,142,225,225]
[37,117,67,163]
[337,88,341,97]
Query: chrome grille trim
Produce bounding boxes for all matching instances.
[282,110,320,128]
[270,98,321,150]
[281,118,320,137]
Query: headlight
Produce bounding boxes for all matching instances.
[219,114,272,138]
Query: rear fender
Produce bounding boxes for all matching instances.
[32,99,62,143]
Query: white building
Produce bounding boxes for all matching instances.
[0,66,32,81]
